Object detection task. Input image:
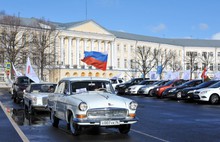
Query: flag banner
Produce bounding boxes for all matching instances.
[25,57,40,83]
[81,51,108,71]
[214,72,220,80]
[201,67,207,79]
[182,70,190,80]
[149,71,159,80]
[12,63,22,77]
[156,65,162,74]
[164,71,172,80]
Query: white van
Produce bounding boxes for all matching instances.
[110,78,125,90]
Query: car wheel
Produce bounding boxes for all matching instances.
[118,124,131,134]
[209,94,219,104]
[50,110,59,127]
[69,115,81,136]
[148,90,153,97]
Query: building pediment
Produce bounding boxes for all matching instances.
[66,20,113,35]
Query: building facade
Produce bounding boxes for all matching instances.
[1,17,220,83]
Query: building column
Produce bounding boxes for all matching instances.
[104,41,108,51]
[91,39,94,51]
[76,38,80,67]
[83,38,87,51]
[182,46,185,71]
[60,36,64,65]
[128,44,131,70]
[111,41,114,68]
[98,40,101,51]
[68,37,72,67]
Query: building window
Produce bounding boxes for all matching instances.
[202,52,207,58]
[218,52,220,57]
[130,59,134,69]
[194,63,198,70]
[186,63,190,70]
[202,63,206,70]
[124,59,127,68]
[209,52,213,57]
[210,63,213,71]
[117,58,120,68]
[124,45,126,52]
[218,63,220,71]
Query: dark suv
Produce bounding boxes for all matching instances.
[11,76,34,103]
[115,78,148,95]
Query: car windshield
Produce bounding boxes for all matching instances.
[30,84,56,93]
[164,80,175,86]
[196,81,218,88]
[71,81,114,94]
[209,81,220,88]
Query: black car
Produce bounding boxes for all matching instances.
[181,80,220,100]
[11,76,34,103]
[115,78,148,95]
[163,79,203,99]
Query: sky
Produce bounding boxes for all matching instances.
[1,0,220,40]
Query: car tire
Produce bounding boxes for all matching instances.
[209,94,219,104]
[148,90,153,97]
[118,124,131,134]
[69,115,81,136]
[51,110,59,127]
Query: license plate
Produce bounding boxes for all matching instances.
[100,120,120,126]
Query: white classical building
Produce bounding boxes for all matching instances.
[1,17,220,83]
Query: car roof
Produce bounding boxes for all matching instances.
[60,77,110,82]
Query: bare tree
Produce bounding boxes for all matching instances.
[133,46,156,78]
[185,51,198,79]
[154,47,174,79]
[168,51,182,71]
[199,51,214,70]
[0,14,30,73]
[30,18,58,81]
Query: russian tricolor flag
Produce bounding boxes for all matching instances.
[81,51,108,71]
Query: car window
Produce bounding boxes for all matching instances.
[56,82,66,94]
[71,81,114,94]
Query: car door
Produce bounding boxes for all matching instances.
[53,81,69,120]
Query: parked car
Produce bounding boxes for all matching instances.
[47,77,138,135]
[193,81,220,104]
[181,80,220,100]
[163,79,203,99]
[11,76,34,103]
[115,78,148,95]
[153,79,186,98]
[23,82,57,114]
[138,80,169,96]
[125,80,158,95]
[110,78,125,90]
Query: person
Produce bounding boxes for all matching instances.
[48,86,55,93]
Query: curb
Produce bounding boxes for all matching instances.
[0,101,29,142]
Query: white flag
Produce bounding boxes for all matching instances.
[12,63,22,77]
[25,57,40,83]
[182,70,190,80]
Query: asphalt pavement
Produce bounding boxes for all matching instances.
[0,88,29,142]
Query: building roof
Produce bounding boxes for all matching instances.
[1,14,220,47]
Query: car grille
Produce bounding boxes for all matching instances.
[42,97,48,105]
[87,108,128,119]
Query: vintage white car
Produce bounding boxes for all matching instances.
[23,82,57,114]
[47,77,138,135]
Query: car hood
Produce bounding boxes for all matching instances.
[72,92,131,108]
[196,88,217,92]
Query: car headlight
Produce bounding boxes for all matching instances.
[200,91,209,95]
[188,90,194,93]
[129,101,138,110]
[78,102,88,111]
[32,97,37,104]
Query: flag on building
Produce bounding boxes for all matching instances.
[81,51,108,71]
[156,65,162,74]
[12,63,22,77]
[25,57,40,83]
